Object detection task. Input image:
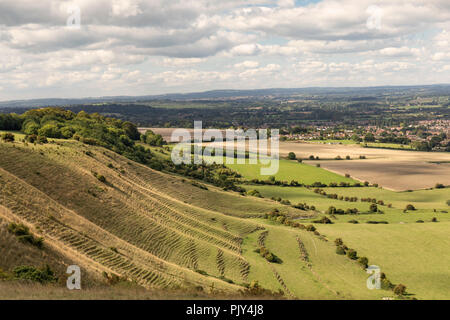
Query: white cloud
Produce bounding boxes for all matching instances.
[234,60,259,68]
[0,0,449,99]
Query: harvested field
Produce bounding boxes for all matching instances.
[148,127,450,191]
[306,159,450,191]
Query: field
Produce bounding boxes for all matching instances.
[148,128,450,190]
[316,223,450,300]
[0,133,391,300]
[221,159,357,185]
[278,142,450,191]
[240,182,450,299]
[1,129,449,300]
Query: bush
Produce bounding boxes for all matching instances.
[431,217,438,222]
[1,132,15,142]
[7,222,44,249]
[313,216,333,224]
[336,246,346,255]
[348,219,359,224]
[37,136,48,144]
[446,200,450,206]
[26,134,37,143]
[247,189,262,198]
[405,204,416,211]
[369,203,378,213]
[334,238,343,246]
[435,183,445,189]
[358,257,369,268]
[393,284,407,296]
[346,249,358,260]
[306,224,316,232]
[13,265,57,283]
[288,152,296,160]
[416,220,424,223]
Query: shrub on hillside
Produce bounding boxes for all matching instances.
[435,183,445,189]
[7,222,44,249]
[446,200,450,206]
[26,134,37,143]
[13,265,57,283]
[405,204,416,211]
[306,225,316,232]
[288,152,296,160]
[346,249,358,260]
[358,257,369,268]
[92,172,107,183]
[336,246,346,255]
[313,216,333,224]
[1,132,15,142]
[247,189,262,198]
[37,136,48,144]
[369,203,378,213]
[334,238,343,246]
[393,284,407,296]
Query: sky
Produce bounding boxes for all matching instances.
[0,0,450,100]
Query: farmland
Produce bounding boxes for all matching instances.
[223,159,357,185]
[0,131,391,300]
[0,110,449,300]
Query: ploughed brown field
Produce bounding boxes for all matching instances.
[144,128,450,191]
[278,142,450,191]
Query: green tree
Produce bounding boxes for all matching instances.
[364,132,375,142]
[38,124,61,138]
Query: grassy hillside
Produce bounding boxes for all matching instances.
[1,108,448,300]
[242,183,450,299]
[0,132,397,299]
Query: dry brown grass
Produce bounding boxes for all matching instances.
[0,140,285,293]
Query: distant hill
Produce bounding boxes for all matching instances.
[1,84,450,108]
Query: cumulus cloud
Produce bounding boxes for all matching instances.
[0,0,449,99]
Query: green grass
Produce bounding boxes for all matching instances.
[316,222,450,299]
[223,159,357,184]
[321,187,450,210]
[1,130,449,300]
[242,221,389,299]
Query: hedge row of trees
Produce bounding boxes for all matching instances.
[334,238,408,296]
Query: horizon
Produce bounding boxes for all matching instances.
[2,83,450,104]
